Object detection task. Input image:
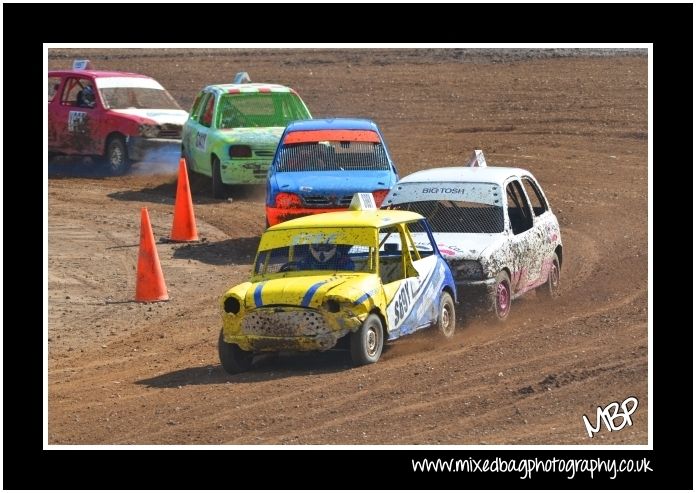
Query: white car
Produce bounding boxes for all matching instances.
[383,156,562,320]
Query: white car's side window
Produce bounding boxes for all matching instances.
[521,177,548,217]
[505,180,534,235]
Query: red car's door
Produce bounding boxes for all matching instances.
[53,76,102,156]
[48,75,64,150]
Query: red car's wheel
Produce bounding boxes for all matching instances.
[103,136,131,176]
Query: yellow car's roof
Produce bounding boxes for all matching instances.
[268,210,424,230]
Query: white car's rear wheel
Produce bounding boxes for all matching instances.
[538,252,561,299]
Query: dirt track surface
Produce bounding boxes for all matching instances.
[48,49,648,444]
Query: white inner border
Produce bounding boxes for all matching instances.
[43,43,653,451]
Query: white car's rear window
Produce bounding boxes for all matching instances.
[388,182,504,234]
[387,182,502,207]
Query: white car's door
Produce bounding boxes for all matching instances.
[505,179,540,293]
[521,175,559,286]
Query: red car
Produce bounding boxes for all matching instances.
[48,61,188,174]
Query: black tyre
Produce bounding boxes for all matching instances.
[350,314,384,366]
[538,252,561,299]
[218,330,253,374]
[103,136,131,176]
[491,271,512,321]
[183,148,194,173]
[436,291,456,338]
[211,157,226,199]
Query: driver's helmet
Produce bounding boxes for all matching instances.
[310,242,337,263]
[82,84,95,105]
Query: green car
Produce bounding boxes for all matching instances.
[182,75,312,198]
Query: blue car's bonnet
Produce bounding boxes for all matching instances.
[273,170,395,196]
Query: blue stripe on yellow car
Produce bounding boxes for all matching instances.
[354,288,376,306]
[301,280,328,307]
[354,293,370,305]
[254,283,265,307]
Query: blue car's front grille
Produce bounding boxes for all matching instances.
[302,195,353,207]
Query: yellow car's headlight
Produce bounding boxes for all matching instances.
[223,296,241,315]
[324,299,342,313]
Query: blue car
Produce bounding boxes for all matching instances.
[265,118,399,226]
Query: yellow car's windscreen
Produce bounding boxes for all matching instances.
[255,228,377,276]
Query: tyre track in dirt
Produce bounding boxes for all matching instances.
[50,276,647,444]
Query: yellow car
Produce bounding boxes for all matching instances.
[218,194,457,373]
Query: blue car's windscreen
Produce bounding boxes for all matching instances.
[276,141,391,172]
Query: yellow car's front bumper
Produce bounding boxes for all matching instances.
[224,306,364,352]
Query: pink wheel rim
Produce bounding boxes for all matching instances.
[497,281,510,317]
[550,262,559,287]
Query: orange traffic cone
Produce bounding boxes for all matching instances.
[170,158,199,242]
[136,207,169,302]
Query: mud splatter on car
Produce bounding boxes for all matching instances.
[385,156,562,321]
[218,194,456,373]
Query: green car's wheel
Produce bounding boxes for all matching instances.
[211,157,226,199]
[183,149,194,173]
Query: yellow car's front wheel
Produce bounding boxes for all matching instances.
[437,291,456,338]
[218,329,253,374]
[350,314,384,366]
